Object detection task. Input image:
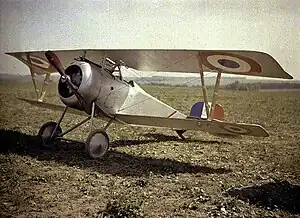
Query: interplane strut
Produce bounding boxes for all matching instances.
[196,52,222,120]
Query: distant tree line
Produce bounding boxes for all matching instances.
[148,82,216,88]
[143,80,300,91]
[225,81,261,91]
[225,81,300,91]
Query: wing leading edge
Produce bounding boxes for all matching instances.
[6,49,292,79]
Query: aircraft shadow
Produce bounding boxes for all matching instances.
[110,133,199,148]
[226,181,300,214]
[143,133,232,145]
[0,129,231,177]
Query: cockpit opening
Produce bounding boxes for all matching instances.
[74,56,134,86]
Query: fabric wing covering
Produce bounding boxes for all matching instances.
[6,49,292,79]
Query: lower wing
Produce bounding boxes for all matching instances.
[17,98,113,123]
[18,98,86,116]
[18,98,269,137]
[115,114,269,137]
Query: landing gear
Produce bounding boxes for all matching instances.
[85,130,109,159]
[38,121,62,148]
[37,102,114,159]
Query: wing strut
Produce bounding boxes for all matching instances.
[210,72,222,119]
[196,53,210,119]
[38,73,51,102]
[26,53,51,102]
[196,52,222,120]
[26,53,39,99]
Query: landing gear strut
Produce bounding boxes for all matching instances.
[37,102,114,159]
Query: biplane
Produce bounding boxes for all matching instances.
[6,49,292,158]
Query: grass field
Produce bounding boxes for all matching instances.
[0,82,299,217]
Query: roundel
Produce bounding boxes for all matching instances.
[201,52,262,74]
[223,125,250,134]
[21,55,51,70]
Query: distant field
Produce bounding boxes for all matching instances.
[259,89,300,92]
[0,82,299,217]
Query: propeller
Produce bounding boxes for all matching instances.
[45,51,89,113]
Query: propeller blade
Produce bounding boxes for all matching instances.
[45,51,65,76]
[45,51,76,90]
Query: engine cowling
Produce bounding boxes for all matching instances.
[58,61,98,110]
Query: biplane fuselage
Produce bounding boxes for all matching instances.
[60,59,185,120]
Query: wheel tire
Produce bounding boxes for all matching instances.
[85,130,109,159]
[38,121,62,148]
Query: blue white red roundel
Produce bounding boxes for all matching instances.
[207,55,251,73]
[21,54,51,70]
[223,124,250,134]
[200,52,262,74]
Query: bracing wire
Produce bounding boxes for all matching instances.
[118,69,215,112]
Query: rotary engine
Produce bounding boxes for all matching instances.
[58,61,101,111]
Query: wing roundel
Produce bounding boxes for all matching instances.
[200,52,262,74]
[197,50,292,79]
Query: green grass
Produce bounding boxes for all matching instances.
[0,82,299,217]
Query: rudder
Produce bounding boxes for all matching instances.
[175,101,224,139]
[189,101,224,120]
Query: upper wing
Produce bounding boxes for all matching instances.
[6,49,292,79]
[6,50,87,74]
[115,114,269,137]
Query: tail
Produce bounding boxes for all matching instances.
[175,101,225,139]
[189,101,224,120]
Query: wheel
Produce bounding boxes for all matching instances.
[38,121,62,148]
[85,130,109,159]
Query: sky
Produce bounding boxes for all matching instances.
[0,0,299,79]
